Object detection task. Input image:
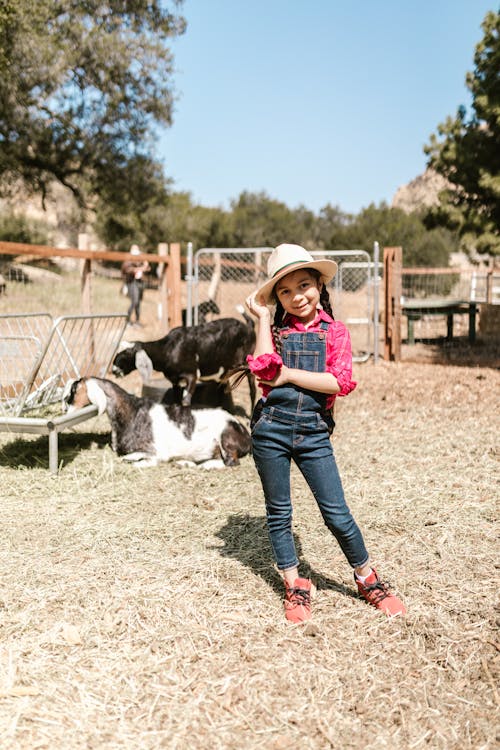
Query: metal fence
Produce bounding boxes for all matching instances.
[401,267,499,303]
[0,313,128,417]
[400,267,499,345]
[188,245,380,362]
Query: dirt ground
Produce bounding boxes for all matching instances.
[0,279,499,748]
[0,360,498,748]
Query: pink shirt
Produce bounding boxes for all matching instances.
[247,309,357,409]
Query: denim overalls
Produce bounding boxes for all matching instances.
[251,321,369,572]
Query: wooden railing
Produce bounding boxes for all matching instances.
[0,238,183,331]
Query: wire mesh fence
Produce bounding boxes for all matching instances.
[400,267,497,345]
[401,267,497,302]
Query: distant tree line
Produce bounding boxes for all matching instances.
[0,189,458,269]
[95,190,459,269]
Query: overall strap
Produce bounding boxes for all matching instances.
[279,317,330,337]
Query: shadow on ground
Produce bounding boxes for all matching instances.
[401,336,499,368]
[214,513,357,601]
[0,432,109,471]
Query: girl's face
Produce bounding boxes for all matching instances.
[274,269,321,325]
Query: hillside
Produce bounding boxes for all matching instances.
[392,168,451,214]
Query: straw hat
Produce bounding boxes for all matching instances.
[256,244,338,304]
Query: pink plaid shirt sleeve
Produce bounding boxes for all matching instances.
[325,321,357,397]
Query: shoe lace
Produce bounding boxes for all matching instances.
[287,586,311,607]
[362,578,392,603]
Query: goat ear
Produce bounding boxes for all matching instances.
[135,349,153,383]
[85,379,108,415]
[116,340,133,353]
[61,378,76,406]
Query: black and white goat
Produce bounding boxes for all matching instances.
[62,377,251,469]
[112,316,256,411]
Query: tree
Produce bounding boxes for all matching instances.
[315,204,353,249]
[0,211,49,246]
[424,10,500,257]
[230,191,317,248]
[0,1,185,222]
[328,202,457,267]
[94,155,171,249]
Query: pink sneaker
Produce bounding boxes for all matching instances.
[355,569,406,617]
[284,578,313,623]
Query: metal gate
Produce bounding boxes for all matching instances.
[0,312,128,472]
[187,244,381,362]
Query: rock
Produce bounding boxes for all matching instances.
[392,168,452,214]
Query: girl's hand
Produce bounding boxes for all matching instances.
[246,291,270,320]
[257,364,291,388]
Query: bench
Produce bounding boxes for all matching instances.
[401,299,478,345]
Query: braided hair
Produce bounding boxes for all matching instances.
[271,300,285,354]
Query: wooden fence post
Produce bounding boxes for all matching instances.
[383,246,402,361]
[79,233,92,314]
[166,242,182,329]
[78,232,96,362]
[157,243,169,333]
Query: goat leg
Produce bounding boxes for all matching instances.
[180,373,197,406]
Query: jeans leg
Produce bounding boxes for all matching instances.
[252,419,299,571]
[136,283,144,321]
[294,433,369,568]
[128,282,141,321]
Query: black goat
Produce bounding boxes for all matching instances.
[182,299,220,326]
[112,317,256,411]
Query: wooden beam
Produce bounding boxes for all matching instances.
[0,239,186,332]
[383,246,402,362]
[401,267,464,275]
[0,240,161,265]
[158,242,169,333]
[79,233,92,315]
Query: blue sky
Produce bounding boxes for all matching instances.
[158,1,495,215]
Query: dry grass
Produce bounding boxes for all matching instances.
[0,274,499,748]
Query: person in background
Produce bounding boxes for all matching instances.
[121,244,150,327]
[242,243,406,624]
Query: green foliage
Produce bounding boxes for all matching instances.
[100,191,453,268]
[314,204,354,249]
[228,191,314,248]
[329,203,457,266]
[0,211,49,245]
[93,155,172,250]
[424,10,500,256]
[0,1,186,218]
[0,210,50,273]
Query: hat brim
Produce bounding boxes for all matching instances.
[255,259,338,305]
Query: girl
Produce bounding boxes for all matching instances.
[244,243,405,623]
